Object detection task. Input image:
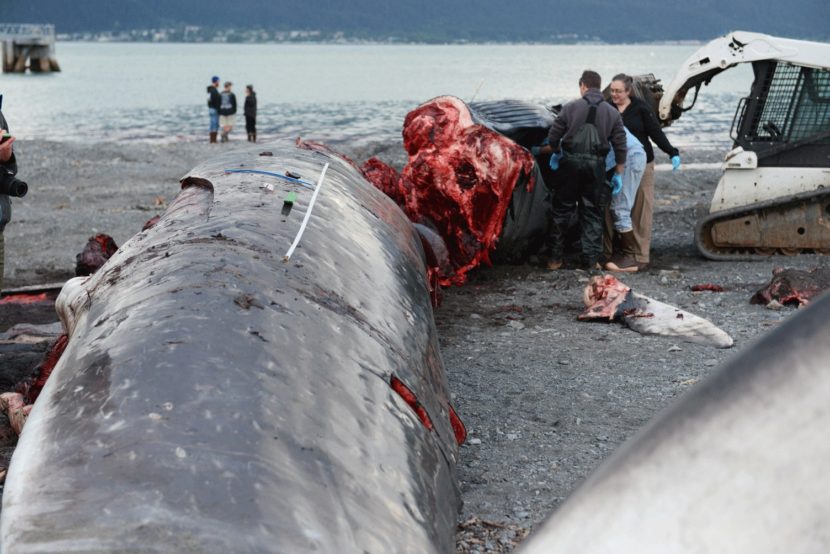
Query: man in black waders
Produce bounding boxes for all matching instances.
[534,70,627,270]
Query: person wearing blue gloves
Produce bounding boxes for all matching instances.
[607,74,681,270]
[604,127,646,272]
[533,70,627,271]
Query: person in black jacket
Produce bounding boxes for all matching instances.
[535,70,627,271]
[206,76,221,143]
[606,73,681,271]
[244,84,257,143]
[0,109,18,291]
[218,81,237,142]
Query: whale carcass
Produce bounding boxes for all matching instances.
[1,141,463,552]
[519,292,830,552]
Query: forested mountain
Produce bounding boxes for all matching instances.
[4,0,828,42]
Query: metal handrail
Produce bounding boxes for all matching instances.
[0,23,55,39]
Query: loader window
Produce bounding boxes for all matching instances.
[791,68,830,143]
[748,63,830,144]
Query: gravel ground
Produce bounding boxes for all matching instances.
[2,139,827,552]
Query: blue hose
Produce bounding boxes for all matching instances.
[223,169,315,190]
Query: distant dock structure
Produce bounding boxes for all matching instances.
[0,23,60,73]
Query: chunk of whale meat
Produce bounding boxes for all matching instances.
[751,267,830,307]
[361,96,536,286]
[75,234,118,276]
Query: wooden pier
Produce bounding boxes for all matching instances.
[0,23,60,73]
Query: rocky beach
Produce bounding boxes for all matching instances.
[2,138,827,552]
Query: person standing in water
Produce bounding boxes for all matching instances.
[206,76,221,143]
[244,85,257,143]
[218,81,237,142]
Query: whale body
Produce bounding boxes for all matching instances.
[1,141,461,553]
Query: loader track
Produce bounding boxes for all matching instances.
[695,188,830,260]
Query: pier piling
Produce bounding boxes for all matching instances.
[0,24,60,73]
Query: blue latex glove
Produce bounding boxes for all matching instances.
[530,146,542,156]
[549,151,563,171]
[610,173,623,196]
[671,155,681,171]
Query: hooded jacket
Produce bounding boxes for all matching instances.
[219,90,237,116]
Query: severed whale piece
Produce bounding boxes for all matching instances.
[519,291,830,552]
[579,274,733,348]
[361,96,551,285]
[1,140,462,553]
[750,266,830,307]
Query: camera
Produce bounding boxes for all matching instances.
[0,169,27,198]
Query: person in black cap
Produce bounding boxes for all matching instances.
[206,76,221,143]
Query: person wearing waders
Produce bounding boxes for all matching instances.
[533,70,627,270]
[0,105,20,292]
[206,76,221,143]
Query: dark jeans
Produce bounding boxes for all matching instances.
[245,116,256,134]
[545,157,609,265]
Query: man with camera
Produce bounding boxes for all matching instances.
[0,107,26,291]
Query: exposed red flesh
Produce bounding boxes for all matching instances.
[75,234,118,276]
[578,275,631,321]
[0,292,50,305]
[390,375,434,431]
[361,96,536,286]
[751,268,830,306]
[691,284,724,292]
[21,334,69,404]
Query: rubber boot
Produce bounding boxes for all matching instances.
[605,231,641,272]
[247,133,252,142]
[220,132,228,143]
[209,132,217,144]
[251,133,256,143]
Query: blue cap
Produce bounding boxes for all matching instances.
[211,76,220,83]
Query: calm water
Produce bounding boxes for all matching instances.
[0,42,752,149]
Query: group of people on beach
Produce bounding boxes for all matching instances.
[206,76,257,143]
[200,67,678,274]
[533,69,680,273]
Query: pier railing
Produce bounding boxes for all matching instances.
[0,23,56,40]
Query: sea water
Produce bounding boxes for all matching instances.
[0,42,751,149]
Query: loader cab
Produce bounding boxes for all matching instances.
[731,61,830,168]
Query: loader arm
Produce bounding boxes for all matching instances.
[658,31,830,123]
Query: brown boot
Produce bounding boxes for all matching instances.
[209,132,217,143]
[605,231,641,272]
[251,133,256,143]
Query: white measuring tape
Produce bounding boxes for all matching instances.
[283,162,330,262]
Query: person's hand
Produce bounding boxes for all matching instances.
[671,155,681,172]
[0,130,14,163]
[549,151,563,171]
[610,173,623,195]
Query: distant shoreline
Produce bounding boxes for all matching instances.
[55,39,707,47]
